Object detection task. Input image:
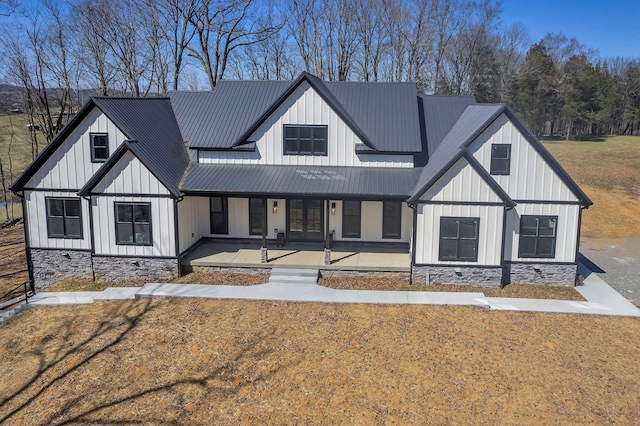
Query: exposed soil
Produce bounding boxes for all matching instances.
[319,276,586,300]
[1,298,639,424]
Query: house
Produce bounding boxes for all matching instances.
[10,72,592,290]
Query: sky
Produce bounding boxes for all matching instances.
[501,0,640,58]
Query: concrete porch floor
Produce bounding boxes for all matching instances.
[182,240,411,272]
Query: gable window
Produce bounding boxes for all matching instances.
[90,133,109,162]
[249,198,265,235]
[210,196,228,234]
[342,200,361,238]
[490,144,511,175]
[439,217,479,262]
[382,201,402,239]
[115,202,151,245]
[284,125,327,156]
[46,197,82,239]
[519,216,557,258]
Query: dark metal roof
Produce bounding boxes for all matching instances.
[409,104,506,204]
[181,163,422,198]
[169,74,422,153]
[419,94,476,157]
[87,97,189,198]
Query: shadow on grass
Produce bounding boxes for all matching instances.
[0,299,296,424]
[540,135,606,142]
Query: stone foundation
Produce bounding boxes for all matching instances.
[29,248,93,290]
[411,265,502,288]
[92,256,178,282]
[506,262,577,287]
[188,265,271,275]
[320,270,411,280]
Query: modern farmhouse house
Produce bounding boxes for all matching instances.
[11,72,591,289]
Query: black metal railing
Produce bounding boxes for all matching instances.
[0,280,34,309]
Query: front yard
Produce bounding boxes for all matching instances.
[1,298,639,424]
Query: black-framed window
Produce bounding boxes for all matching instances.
[382,201,402,239]
[249,198,265,235]
[439,217,479,262]
[283,125,328,156]
[46,197,82,239]
[519,215,558,258]
[210,196,228,234]
[490,144,511,175]
[90,133,109,162]
[342,200,361,238]
[115,202,151,245]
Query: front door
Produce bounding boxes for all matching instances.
[287,199,324,242]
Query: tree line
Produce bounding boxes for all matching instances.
[2,0,640,149]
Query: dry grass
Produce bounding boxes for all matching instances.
[0,223,28,300]
[0,298,639,424]
[544,136,640,237]
[319,276,585,300]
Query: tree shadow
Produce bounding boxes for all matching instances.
[0,298,297,424]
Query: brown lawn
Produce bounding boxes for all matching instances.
[0,298,639,424]
[0,224,28,300]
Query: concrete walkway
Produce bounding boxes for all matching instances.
[6,263,640,319]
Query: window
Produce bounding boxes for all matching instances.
[115,203,151,245]
[490,144,511,175]
[342,200,361,238]
[90,133,109,162]
[283,125,327,156]
[382,201,402,239]
[439,217,479,262]
[210,196,228,234]
[249,198,265,235]
[46,198,82,239]
[519,216,557,258]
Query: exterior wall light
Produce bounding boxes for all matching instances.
[331,202,336,215]
[272,201,278,214]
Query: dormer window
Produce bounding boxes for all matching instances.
[283,125,327,156]
[91,133,109,162]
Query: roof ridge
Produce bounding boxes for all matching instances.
[92,96,170,100]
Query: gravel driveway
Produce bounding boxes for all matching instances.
[580,236,640,305]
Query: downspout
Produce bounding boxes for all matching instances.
[82,194,96,282]
[575,205,586,284]
[174,195,183,277]
[18,192,35,290]
[409,201,418,285]
[500,205,515,288]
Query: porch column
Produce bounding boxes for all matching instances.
[260,198,268,263]
[324,199,331,265]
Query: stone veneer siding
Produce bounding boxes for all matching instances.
[320,270,411,280]
[188,265,271,275]
[411,265,502,288]
[29,248,93,290]
[506,262,577,287]
[92,256,179,282]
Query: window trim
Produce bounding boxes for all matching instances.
[90,133,109,163]
[283,124,328,156]
[210,196,229,235]
[382,200,402,239]
[45,197,83,239]
[438,217,480,262]
[114,202,152,246]
[342,200,361,238]
[490,144,511,175]
[518,215,558,259]
[248,197,266,236]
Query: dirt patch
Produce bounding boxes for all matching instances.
[44,271,270,292]
[0,299,638,424]
[319,276,585,300]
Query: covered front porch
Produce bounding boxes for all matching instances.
[181,240,411,272]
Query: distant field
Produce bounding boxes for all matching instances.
[544,136,640,237]
[0,113,33,221]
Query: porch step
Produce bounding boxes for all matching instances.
[269,268,319,285]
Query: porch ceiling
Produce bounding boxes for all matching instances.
[182,241,411,272]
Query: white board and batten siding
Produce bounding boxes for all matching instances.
[24,190,91,250]
[468,113,579,202]
[177,196,210,253]
[26,107,128,190]
[415,204,504,266]
[92,196,175,257]
[504,203,580,263]
[419,157,502,203]
[204,197,287,240]
[198,81,414,168]
[329,201,412,242]
[91,151,169,195]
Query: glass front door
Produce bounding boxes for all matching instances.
[287,199,324,241]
